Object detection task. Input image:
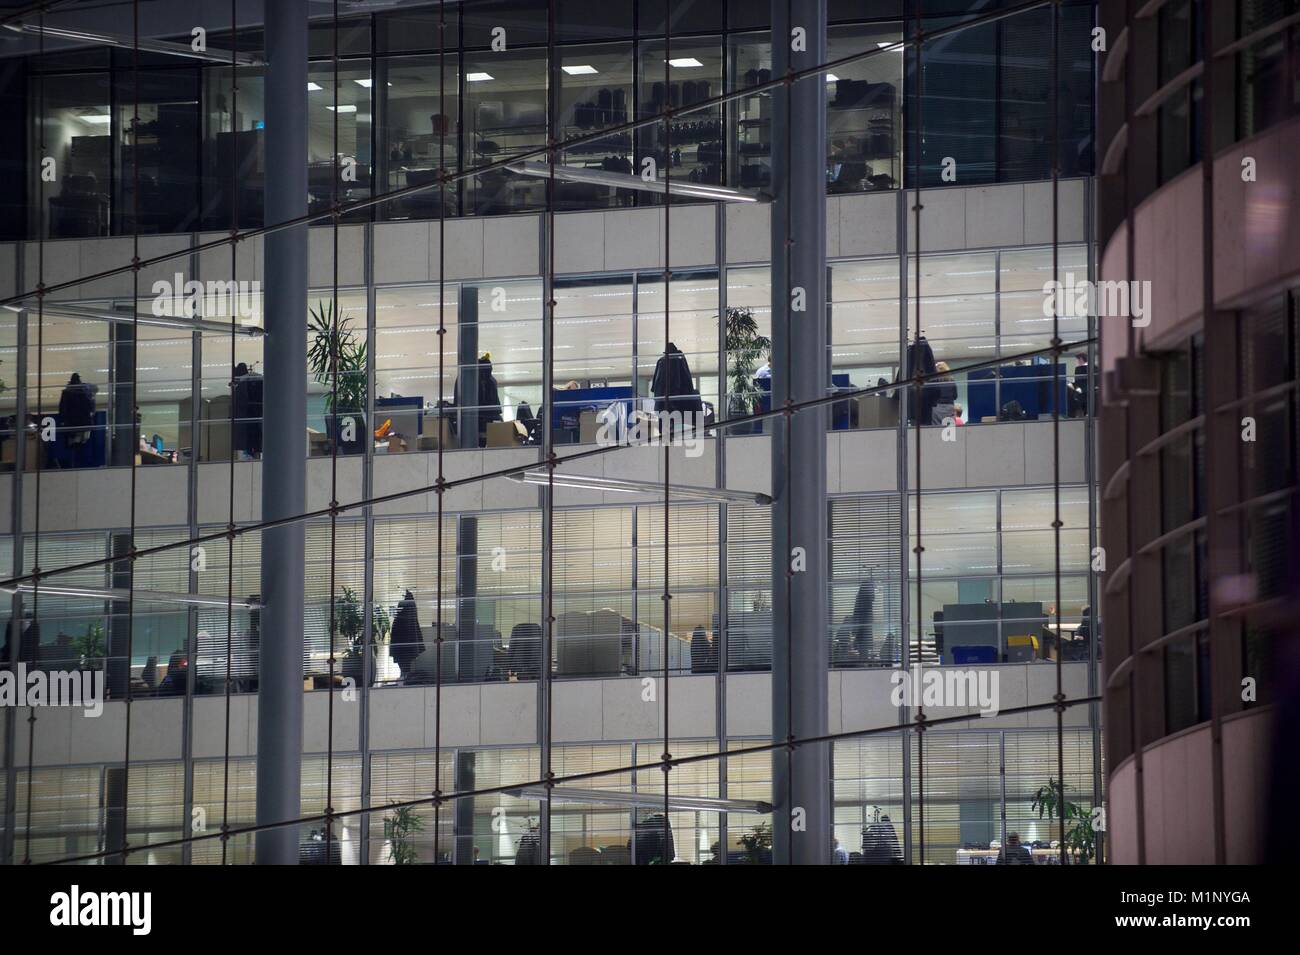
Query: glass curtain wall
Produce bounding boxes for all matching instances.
[9,2,1099,237]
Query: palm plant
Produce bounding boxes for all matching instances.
[308,299,368,420]
[723,306,771,414]
[334,586,365,676]
[1031,777,1098,863]
[70,620,107,669]
[384,804,425,864]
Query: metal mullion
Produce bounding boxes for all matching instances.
[1,303,27,866]
[895,184,912,865]
[181,232,202,867]
[359,219,377,864]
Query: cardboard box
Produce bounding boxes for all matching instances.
[486,420,527,448]
[385,434,408,453]
[417,415,453,450]
[855,394,897,429]
[578,409,600,444]
[0,431,43,471]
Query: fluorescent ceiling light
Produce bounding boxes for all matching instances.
[326,104,358,113]
[4,303,265,338]
[506,786,772,814]
[668,57,704,68]
[562,64,599,75]
[354,79,392,88]
[508,468,773,506]
[825,74,840,83]
[466,72,494,82]
[79,114,112,125]
[4,582,259,610]
[2,21,262,67]
[505,159,767,204]
[308,82,324,91]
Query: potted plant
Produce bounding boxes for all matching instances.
[738,821,773,865]
[334,586,366,684]
[308,299,368,455]
[1031,777,1098,864]
[70,621,107,671]
[383,803,425,864]
[722,306,771,429]
[371,602,392,681]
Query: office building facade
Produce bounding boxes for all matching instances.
[0,0,1111,865]
[1097,0,1298,864]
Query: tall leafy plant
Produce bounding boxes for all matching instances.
[308,299,368,418]
[1031,777,1098,863]
[738,821,773,865]
[70,621,107,669]
[723,306,770,412]
[384,804,425,864]
[334,585,365,662]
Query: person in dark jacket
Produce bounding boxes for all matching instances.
[453,353,503,445]
[157,650,188,696]
[388,590,424,681]
[57,373,98,457]
[861,815,903,864]
[2,614,39,667]
[997,831,1034,865]
[515,825,543,865]
[902,335,937,423]
[630,813,675,864]
[690,625,715,674]
[231,362,264,458]
[850,579,875,661]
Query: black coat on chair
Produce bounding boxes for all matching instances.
[650,343,703,416]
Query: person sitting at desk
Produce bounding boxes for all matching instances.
[157,651,188,696]
[997,831,1034,864]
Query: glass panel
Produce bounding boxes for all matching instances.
[377,55,461,220]
[114,68,201,234]
[308,63,373,222]
[31,73,113,238]
[638,37,724,194]
[464,49,548,215]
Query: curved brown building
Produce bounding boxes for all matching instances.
[1098,0,1298,864]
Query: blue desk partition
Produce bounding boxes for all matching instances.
[755,375,854,430]
[551,386,636,433]
[375,395,424,434]
[967,363,1068,422]
[46,411,107,469]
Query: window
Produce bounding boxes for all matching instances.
[307,63,373,222]
[637,37,724,194]
[30,72,113,238]
[463,49,548,215]
[376,55,460,219]
[556,44,636,210]
[113,68,202,234]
